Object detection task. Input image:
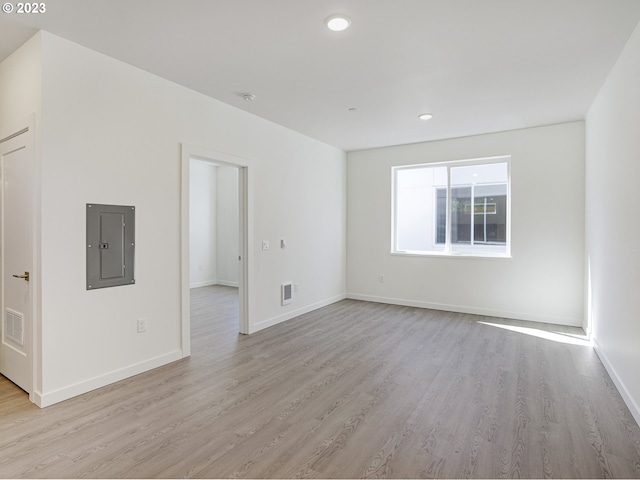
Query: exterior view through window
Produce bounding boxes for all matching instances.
[393,157,510,256]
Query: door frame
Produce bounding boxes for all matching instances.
[0,114,38,403]
[180,144,251,355]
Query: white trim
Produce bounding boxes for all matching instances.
[33,350,183,408]
[346,293,582,327]
[393,154,512,171]
[391,251,512,259]
[250,294,346,334]
[593,339,640,427]
[238,165,250,334]
[181,147,191,355]
[216,280,239,288]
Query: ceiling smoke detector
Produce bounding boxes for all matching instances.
[241,93,255,102]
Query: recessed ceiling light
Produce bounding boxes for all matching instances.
[418,113,433,121]
[325,14,351,31]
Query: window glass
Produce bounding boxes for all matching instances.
[393,158,509,256]
[395,166,446,252]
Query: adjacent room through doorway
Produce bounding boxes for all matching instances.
[188,157,243,338]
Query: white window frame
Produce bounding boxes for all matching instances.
[391,155,511,258]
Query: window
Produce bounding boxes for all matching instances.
[392,157,510,256]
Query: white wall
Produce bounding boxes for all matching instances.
[0,33,41,126]
[347,122,585,326]
[586,22,640,425]
[216,165,239,286]
[189,160,239,288]
[189,159,217,287]
[18,31,346,406]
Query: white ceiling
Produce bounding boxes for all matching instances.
[1,0,640,151]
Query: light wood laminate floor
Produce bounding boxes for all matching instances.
[1,286,640,478]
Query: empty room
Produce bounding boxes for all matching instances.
[1,1,640,478]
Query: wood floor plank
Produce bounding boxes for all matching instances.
[1,286,640,478]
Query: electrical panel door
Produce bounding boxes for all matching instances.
[86,204,135,289]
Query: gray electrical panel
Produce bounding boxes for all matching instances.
[86,204,135,289]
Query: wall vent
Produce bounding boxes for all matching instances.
[281,282,293,305]
[4,309,24,346]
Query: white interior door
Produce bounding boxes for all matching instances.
[0,128,33,393]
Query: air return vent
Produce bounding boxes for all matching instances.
[281,282,292,305]
[4,308,24,346]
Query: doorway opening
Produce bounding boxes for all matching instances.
[180,145,249,357]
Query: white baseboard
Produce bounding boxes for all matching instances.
[250,294,347,334]
[346,293,582,327]
[190,280,239,288]
[33,350,183,408]
[593,339,640,427]
[190,280,217,288]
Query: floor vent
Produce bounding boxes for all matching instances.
[281,282,292,305]
[4,309,24,346]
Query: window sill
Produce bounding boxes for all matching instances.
[391,251,512,259]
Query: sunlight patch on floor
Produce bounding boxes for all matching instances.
[478,321,591,346]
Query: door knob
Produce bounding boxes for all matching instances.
[12,272,29,282]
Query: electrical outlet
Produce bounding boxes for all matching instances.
[137,318,147,333]
[379,274,385,283]
[294,283,299,292]
[262,240,270,250]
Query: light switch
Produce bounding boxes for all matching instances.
[262,240,270,250]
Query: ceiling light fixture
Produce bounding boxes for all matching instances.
[325,14,351,31]
[418,113,433,121]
